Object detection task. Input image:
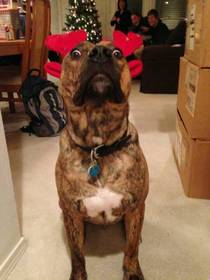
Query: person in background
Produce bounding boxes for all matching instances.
[147,9,170,45]
[166,20,187,45]
[130,12,150,34]
[18,0,26,38]
[110,0,131,34]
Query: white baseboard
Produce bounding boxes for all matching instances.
[0,237,27,280]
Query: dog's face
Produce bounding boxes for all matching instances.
[61,41,131,107]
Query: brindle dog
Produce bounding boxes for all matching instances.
[56,41,149,280]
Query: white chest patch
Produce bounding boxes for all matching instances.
[83,188,123,222]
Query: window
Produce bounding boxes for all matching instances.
[156,0,187,29]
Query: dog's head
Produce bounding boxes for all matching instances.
[61,41,131,107]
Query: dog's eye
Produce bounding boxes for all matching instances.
[71,49,82,59]
[112,49,123,59]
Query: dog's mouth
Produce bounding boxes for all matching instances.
[73,68,124,106]
[86,73,114,100]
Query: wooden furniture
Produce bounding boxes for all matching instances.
[0,39,25,56]
[29,0,51,76]
[0,0,51,113]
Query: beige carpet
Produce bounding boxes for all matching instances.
[2,82,210,280]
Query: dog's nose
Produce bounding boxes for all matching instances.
[89,46,112,63]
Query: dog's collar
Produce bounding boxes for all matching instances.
[76,132,131,159]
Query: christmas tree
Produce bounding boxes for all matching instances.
[64,0,102,43]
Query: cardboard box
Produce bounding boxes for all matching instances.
[177,57,210,139]
[175,112,210,199]
[185,0,210,67]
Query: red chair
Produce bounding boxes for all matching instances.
[44,61,61,78]
[44,30,87,78]
[128,60,143,78]
[45,30,143,79]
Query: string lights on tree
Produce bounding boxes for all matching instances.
[64,0,102,43]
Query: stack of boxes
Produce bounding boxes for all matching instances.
[175,0,210,199]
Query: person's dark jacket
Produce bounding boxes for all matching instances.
[149,19,170,45]
[111,10,131,34]
[166,20,186,45]
[129,17,149,34]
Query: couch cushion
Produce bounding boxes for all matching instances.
[142,45,184,60]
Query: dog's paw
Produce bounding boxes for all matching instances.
[129,275,144,280]
[123,263,145,280]
[70,271,87,280]
[123,272,145,280]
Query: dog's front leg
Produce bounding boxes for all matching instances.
[123,203,145,280]
[63,212,87,280]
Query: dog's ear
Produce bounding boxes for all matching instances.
[60,55,80,102]
[60,41,95,107]
[119,59,132,99]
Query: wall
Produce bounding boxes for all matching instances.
[142,0,156,16]
[128,0,143,14]
[95,0,116,39]
[0,112,25,279]
[51,0,68,34]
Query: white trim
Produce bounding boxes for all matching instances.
[0,237,27,280]
[57,0,68,33]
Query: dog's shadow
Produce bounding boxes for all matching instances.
[85,222,125,256]
[61,219,125,257]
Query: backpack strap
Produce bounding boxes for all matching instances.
[33,93,54,135]
[20,122,35,135]
[28,68,41,77]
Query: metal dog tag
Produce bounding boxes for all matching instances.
[88,161,100,177]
